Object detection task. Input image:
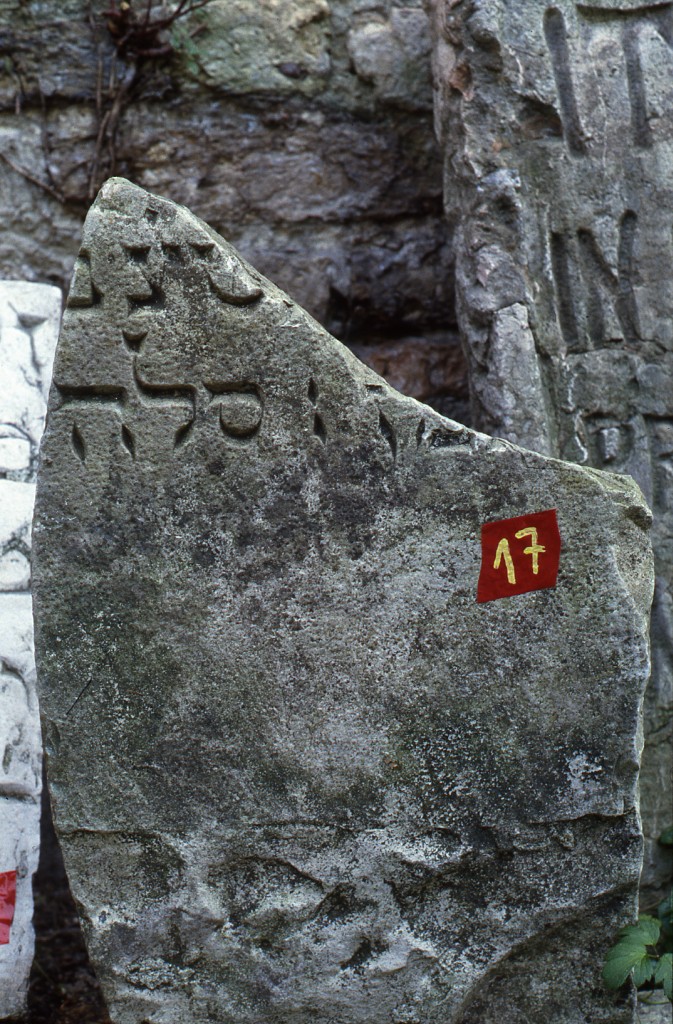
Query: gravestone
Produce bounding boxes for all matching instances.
[424,0,673,898]
[0,280,60,1018]
[33,179,653,1024]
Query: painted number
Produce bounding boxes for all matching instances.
[0,870,16,944]
[477,510,561,603]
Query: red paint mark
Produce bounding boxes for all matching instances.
[0,871,16,944]
[477,509,561,603]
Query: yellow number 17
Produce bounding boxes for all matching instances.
[493,527,546,585]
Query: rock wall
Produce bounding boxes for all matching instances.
[424,0,672,902]
[0,281,60,1019]
[0,0,468,422]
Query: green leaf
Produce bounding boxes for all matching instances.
[632,956,657,988]
[654,953,672,1000]
[603,918,663,991]
[604,943,651,990]
[617,916,661,947]
[659,826,673,846]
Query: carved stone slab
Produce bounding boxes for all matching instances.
[33,180,653,1024]
[0,280,60,1018]
[425,0,673,898]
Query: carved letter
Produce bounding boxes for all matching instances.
[551,212,640,350]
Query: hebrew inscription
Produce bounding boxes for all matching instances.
[545,4,673,152]
[56,375,264,459]
[550,212,639,349]
[33,179,653,1024]
[425,0,673,904]
[55,204,266,467]
[544,8,587,155]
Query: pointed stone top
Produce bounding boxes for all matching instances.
[33,179,653,1023]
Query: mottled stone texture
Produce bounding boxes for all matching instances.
[0,0,466,422]
[33,180,653,1023]
[0,280,60,1018]
[425,0,673,899]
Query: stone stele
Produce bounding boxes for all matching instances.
[0,279,60,1019]
[33,180,653,1024]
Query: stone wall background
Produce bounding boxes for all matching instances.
[0,0,469,424]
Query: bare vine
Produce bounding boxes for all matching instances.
[103,0,210,60]
[1,0,210,207]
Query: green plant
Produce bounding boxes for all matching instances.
[603,826,673,1003]
[603,916,671,997]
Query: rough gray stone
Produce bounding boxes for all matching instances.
[0,279,60,1019]
[425,0,673,900]
[347,8,432,110]
[635,994,672,1024]
[189,0,331,97]
[33,179,653,1024]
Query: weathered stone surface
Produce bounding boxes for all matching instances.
[0,100,449,334]
[0,279,60,1018]
[34,179,653,1023]
[346,8,432,109]
[0,281,60,481]
[425,0,673,899]
[635,995,672,1024]
[192,0,331,96]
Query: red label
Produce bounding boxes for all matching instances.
[477,509,561,603]
[0,871,16,944]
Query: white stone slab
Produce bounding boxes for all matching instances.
[0,281,60,481]
[0,481,36,594]
[0,438,31,474]
[0,280,60,1019]
[0,593,41,789]
[0,799,40,1020]
[0,593,41,1018]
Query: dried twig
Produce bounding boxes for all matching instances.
[4,0,212,206]
[102,0,210,60]
[0,151,66,204]
[88,62,138,198]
